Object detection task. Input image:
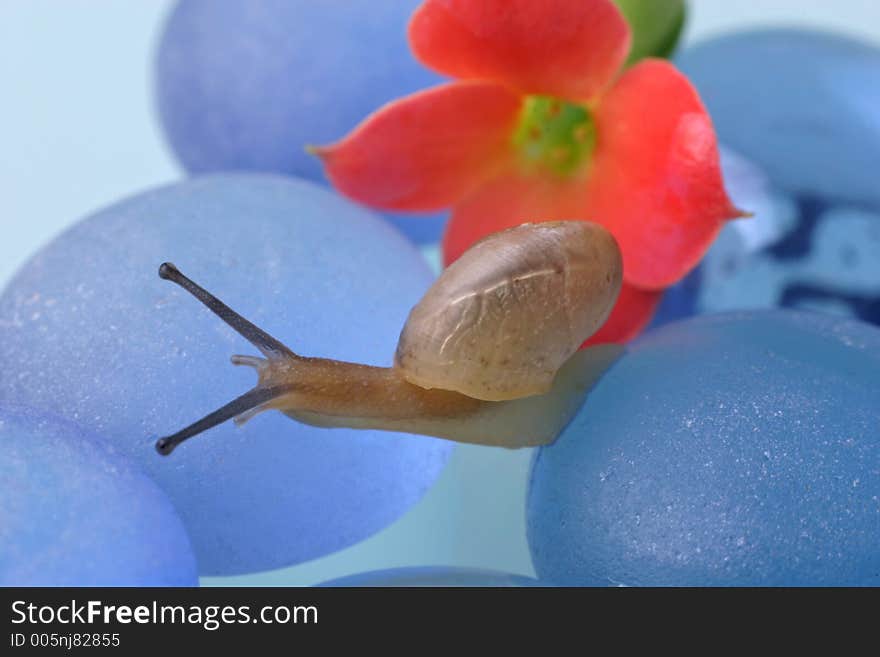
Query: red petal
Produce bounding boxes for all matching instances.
[442,169,589,266]
[315,82,522,212]
[584,59,740,289]
[582,283,662,346]
[409,0,630,101]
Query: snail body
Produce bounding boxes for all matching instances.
[156,221,623,455]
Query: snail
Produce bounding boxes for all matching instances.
[155,220,624,455]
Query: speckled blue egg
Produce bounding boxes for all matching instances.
[527,311,880,586]
[677,29,880,206]
[155,0,447,243]
[320,567,539,587]
[0,174,453,576]
[0,405,198,586]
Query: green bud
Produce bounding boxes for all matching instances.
[614,0,687,65]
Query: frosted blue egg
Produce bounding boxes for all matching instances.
[155,0,447,243]
[0,174,453,575]
[527,311,880,586]
[0,405,198,586]
[320,567,539,587]
[677,29,880,205]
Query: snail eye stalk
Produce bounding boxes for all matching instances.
[158,262,296,359]
[155,385,292,456]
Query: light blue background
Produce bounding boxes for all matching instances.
[2,1,878,586]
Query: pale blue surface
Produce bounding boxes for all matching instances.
[0,175,453,576]
[0,404,198,586]
[677,29,880,206]
[527,311,880,586]
[320,566,539,587]
[156,0,448,243]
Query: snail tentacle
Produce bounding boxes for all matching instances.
[231,354,268,371]
[158,262,297,360]
[155,384,294,455]
[156,263,304,455]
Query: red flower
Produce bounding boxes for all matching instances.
[315,0,741,344]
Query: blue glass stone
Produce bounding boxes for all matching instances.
[0,174,453,575]
[320,567,539,587]
[527,311,880,586]
[156,0,447,243]
[0,405,198,586]
[677,29,880,206]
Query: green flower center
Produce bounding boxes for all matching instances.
[513,96,596,177]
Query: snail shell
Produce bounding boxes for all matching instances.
[395,221,623,401]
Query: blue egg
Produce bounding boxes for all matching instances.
[320,567,539,587]
[527,311,880,586]
[156,0,447,243]
[0,174,453,575]
[0,405,198,586]
[677,29,880,206]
